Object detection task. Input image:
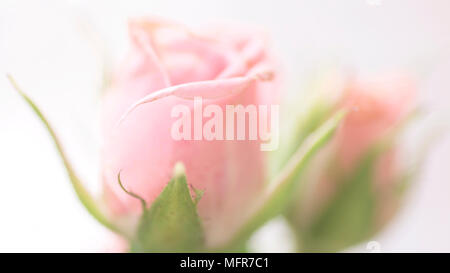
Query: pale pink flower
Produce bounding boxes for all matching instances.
[302,74,416,229]
[100,17,280,247]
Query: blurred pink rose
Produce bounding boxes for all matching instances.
[301,74,416,233]
[100,18,280,247]
[335,75,416,225]
[336,75,415,171]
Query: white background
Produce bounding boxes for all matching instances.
[0,0,450,252]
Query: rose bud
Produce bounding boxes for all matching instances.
[100,17,280,248]
[287,74,417,252]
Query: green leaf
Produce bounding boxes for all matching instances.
[6,74,127,238]
[131,162,204,252]
[300,151,378,252]
[218,111,345,251]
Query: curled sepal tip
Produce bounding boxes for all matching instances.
[117,171,147,211]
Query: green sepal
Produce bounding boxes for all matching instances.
[6,75,128,238]
[269,96,333,180]
[130,163,204,252]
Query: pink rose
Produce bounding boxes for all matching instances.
[334,75,416,225]
[291,74,416,251]
[100,18,280,247]
[335,75,415,171]
[319,75,413,205]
